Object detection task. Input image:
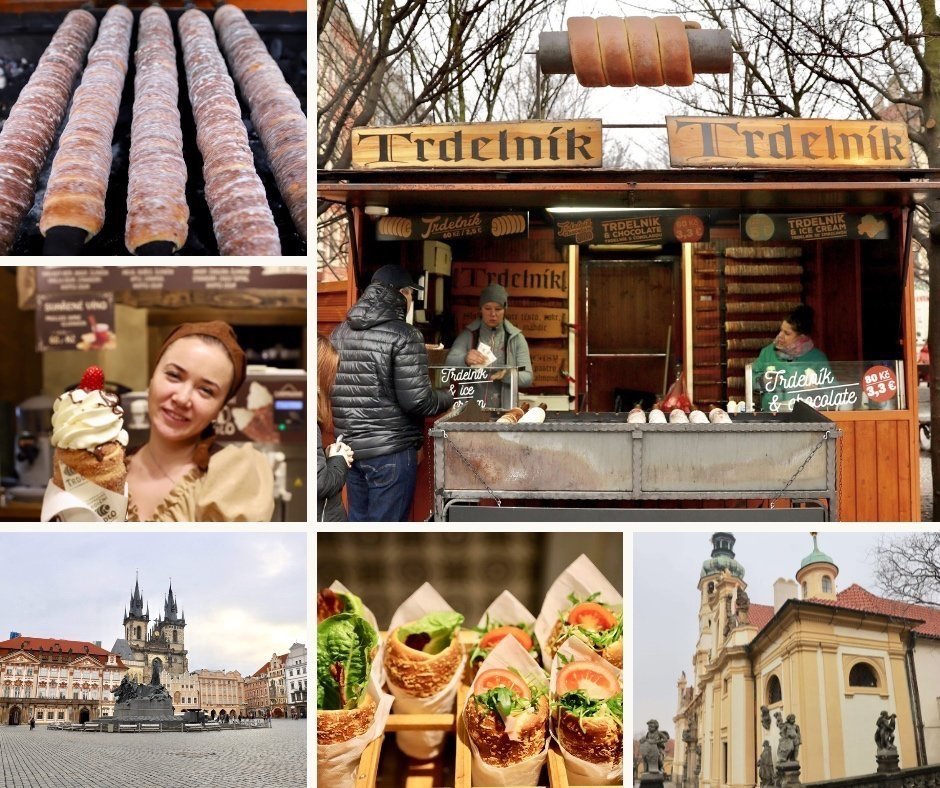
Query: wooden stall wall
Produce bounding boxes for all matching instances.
[582,258,678,411]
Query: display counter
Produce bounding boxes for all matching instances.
[430,401,838,521]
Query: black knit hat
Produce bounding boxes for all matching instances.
[371,264,424,293]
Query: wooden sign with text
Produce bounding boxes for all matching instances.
[742,212,891,241]
[376,212,527,242]
[451,262,568,300]
[530,347,569,388]
[551,211,707,245]
[452,305,568,339]
[667,116,911,168]
[352,120,603,169]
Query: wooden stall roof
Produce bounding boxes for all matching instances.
[317,167,940,212]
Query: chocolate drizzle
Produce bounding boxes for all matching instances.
[63,388,124,416]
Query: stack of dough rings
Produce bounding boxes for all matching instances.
[567,16,698,88]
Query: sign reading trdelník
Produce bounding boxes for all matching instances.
[667,117,911,168]
[352,120,603,169]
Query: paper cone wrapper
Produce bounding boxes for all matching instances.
[41,477,128,522]
[327,580,386,687]
[465,636,549,786]
[550,637,623,786]
[317,677,393,788]
[468,591,539,680]
[385,582,466,759]
[534,554,623,661]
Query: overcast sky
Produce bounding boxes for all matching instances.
[0,532,306,677]
[632,528,907,738]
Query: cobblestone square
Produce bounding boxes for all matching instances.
[0,719,306,788]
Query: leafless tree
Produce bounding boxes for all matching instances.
[873,532,940,605]
[660,0,938,514]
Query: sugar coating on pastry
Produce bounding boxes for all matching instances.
[179,9,281,256]
[125,6,189,253]
[213,4,306,239]
[0,10,97,254]
[40,4,133,240]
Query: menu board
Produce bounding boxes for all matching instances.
[376,212,527,242]
[741,212,891,242]
[35,266,307,293]
[36,292,115,352]
[550,211,708,246]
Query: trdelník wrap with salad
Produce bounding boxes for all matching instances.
[467,589,539,682]
[384,582,467,759]
[317,587,393,788]
[534,554,623,668]
[550,636,623,786]
[463,635,550,786]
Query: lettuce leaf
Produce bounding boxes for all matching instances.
[555,690,623,731]
[317,613,378,711]
[397,612,464,654]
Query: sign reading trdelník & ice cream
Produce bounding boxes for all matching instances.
[352,120,603,169]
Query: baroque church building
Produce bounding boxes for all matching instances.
[672,532,940,788]
[111,577,188,682]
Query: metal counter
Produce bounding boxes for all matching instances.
[430,401,839,521]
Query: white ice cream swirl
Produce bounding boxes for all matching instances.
[51,389,129,450]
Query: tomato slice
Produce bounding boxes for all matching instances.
[566,602,617,632]
[473,669,531,699]
[478,626,533,652]
[557,661,620,700]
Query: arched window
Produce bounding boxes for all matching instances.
[173,631,178,644]
[802,582,808,598]
[822,576,832,593]
[135,626,141,640]
[849,662,879,688]
[766,675,782,704]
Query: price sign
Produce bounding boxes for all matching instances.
[862,365,898,403]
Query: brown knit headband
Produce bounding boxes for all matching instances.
[155,321,247,399]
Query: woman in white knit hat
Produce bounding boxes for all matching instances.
[445,282,533,407]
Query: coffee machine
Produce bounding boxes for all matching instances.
[12,394,55,498]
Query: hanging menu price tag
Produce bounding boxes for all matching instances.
[862,365,898,402]
[36,292,115,352]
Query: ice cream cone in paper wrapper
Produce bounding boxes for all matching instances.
[42,366,129,522]
[231,381,279,443]
[463,635,550,786]
[383,582,466,759]
[317,588,393,787]
[550,637,623,785]
[535,554,623,669]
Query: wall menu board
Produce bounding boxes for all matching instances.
[376,212,528,242]
[742,212,891,242]
[451,305,568,339]
[36,292,115,352]
[549,211,707,246]
[530,347,568,388]
[35,267,307,293]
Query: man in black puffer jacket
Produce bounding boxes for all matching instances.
[331,264,454,521]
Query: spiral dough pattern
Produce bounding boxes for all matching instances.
[125,6,190,253]
[40,5,134,240]
[0,10,97,254]
[213,4,306,239]
[179,8,281,256]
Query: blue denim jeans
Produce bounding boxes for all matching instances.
[345,447,417,522]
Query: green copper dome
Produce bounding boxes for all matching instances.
[800,533,836,569]
[701,532,745,579]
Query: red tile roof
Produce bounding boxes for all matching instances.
[809,584,940,639]
[0,636,126,667]
[750,604,776,633]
